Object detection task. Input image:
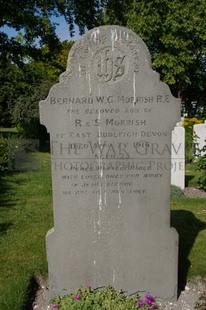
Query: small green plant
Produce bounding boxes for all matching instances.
[183,118,203,163]
[196,143,206,190]
[50,286,155,310]
[170,185,185,198]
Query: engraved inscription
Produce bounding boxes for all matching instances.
[93,47,126,83]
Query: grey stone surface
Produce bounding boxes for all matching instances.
[171,124,185,189]
[194,122,206,156]
[39,25,180,301]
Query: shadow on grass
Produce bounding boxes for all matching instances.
[0,222,13,235]
[0,172,18,210]
[23,276,40,310]
[0,171,24,236]
[171,210,206,292]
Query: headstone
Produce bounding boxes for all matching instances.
[193,122,206,156]
[39,26,180,301]
[171,122,185,189]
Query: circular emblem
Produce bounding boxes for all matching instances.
[93,47,126,83]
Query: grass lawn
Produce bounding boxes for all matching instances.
[0,152,53,310]
[171,198,206,288]
[0,152,205,309]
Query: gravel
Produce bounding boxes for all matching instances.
[156,278,206,310]
[183,187,206,199]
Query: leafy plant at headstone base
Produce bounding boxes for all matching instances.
[170,185,185,198]
[183,118,203,163]
[0,135,9,172]
[196,142,206,190]
[50,286,156,309]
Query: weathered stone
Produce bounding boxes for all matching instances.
[171,123,185,189]
[39,25,180,301]
[194,122,206,156]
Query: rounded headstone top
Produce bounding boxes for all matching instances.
[60,25,153,85]
[40,25,180,133]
